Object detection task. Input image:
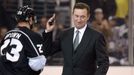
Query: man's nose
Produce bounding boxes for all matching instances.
[77,17,82,22]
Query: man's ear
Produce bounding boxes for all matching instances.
[87,14,90,20]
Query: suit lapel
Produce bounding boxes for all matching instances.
[72,27,90,64]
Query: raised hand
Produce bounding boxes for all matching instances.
[46,14,56,32]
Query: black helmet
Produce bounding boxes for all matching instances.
[16,5,35,22]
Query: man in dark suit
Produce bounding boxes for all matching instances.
[43,2,109,75]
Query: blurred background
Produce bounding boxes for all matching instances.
[0,0,134,75]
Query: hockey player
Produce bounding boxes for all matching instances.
[0,5,47,75]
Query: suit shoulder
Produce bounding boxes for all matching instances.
[87,27,104,37]
[63,27,73,32]
[61,27,73,34]
[59,28,73,38]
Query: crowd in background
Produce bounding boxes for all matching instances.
[90,8,128,66]
[0,0,129,66]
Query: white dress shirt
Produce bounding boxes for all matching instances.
[73,24,87,44]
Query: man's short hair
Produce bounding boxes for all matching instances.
[73,2,90,15]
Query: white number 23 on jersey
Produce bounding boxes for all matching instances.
[0,38,23,62]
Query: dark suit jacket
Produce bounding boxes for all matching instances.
[43,26,109,75]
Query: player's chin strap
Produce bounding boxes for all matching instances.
[9,29,46,71]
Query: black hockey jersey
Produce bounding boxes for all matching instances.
[0,27,45,75]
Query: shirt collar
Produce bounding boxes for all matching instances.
[74,24,87,33]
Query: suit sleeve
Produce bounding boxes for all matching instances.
[95,34,109,75]
[42,31,61,57]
